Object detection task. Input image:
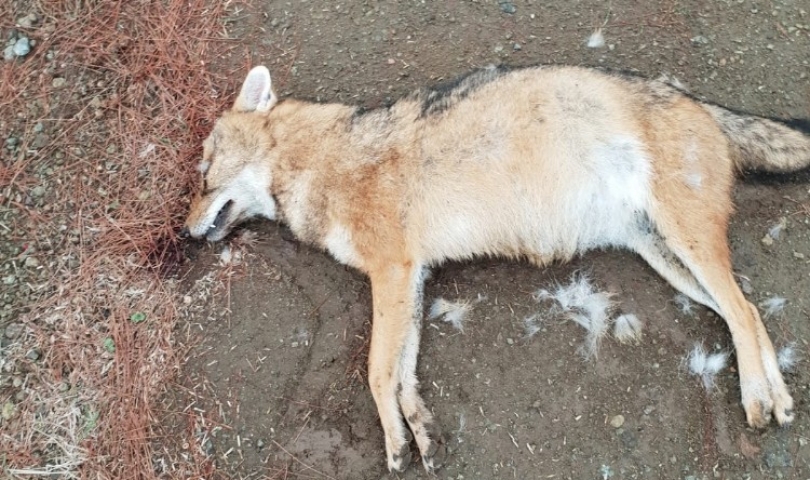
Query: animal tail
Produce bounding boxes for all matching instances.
[702,103,810,173]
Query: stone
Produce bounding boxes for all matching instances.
[12,37,31,57]
[4,323,24,339]
[610,414,625,428]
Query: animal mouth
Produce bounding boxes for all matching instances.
[205,200,233,240]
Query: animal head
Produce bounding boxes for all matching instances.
[183,66,279,241]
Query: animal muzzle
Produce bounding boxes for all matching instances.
[183,199,234,241]
[204,199,234,240]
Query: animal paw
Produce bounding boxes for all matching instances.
[385,431,413,472]
[741,381,774,428]
[744,401,772,429]
[772,390,794,426]
[388,448,412,472]
[421,436,447,472]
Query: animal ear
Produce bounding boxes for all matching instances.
[233,66,277,113]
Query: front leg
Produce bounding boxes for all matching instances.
[368,262,439,472]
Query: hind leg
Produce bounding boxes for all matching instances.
[397,317,446,471]
[367,262,444,472]
[640,210,793,426]
[750,305,794,424]
[367,262,420,471]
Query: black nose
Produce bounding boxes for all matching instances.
[179,227,190,238]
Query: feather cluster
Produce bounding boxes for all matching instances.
[429,298,473,333]
[535,274,615,358]
[777,344,799,372]
[759,296,786,319]
[586,29,606,48]
[686,343,728,390]
[673,294,696,317]
[612,314,643,344]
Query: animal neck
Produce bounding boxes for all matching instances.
[267,100,369,244]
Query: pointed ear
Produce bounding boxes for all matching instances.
[233,66,277,113]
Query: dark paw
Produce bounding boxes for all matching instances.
[422,436,447,471]
[391,445,412,472]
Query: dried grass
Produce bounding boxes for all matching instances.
[0,0,245,478]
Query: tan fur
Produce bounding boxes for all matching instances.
[184,65,810,472]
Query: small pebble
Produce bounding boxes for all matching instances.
[4,323,24,339]
[740,277,754,295]
[12,37,31,57]
[31,186,46,198]
[1,401,15,420]
[17,13,38,28]
[610,414,625,428]
[499,1,517,14]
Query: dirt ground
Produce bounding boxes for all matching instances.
[173,1,810,479]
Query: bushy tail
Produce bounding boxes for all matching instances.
[702,103,810,173]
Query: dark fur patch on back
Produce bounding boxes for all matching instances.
[418,65,511,117]
[768,117,810,135]
[741,168,810,185]
[695,96,810,136]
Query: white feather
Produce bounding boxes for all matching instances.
[686,343,728,390]
[613,314,643,343]
[523,314,544,339]
[777,345,799,372]
[533,288,553,302]
[552,276,595,311]
[703,351,728,375]
[673,294,696,316]
[760,296,786,319]
[456,413,466,443]
[768,218,787,240]
[429,297,472,333]
[218,245,232,265]
[538,274,614,358]
[586,29,606,48]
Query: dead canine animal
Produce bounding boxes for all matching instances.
[183,64,810,472]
